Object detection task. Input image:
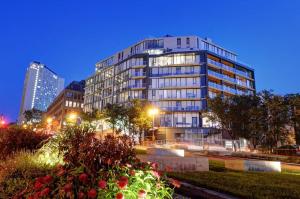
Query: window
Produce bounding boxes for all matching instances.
[186,37,190,47]
[177,38,181,48]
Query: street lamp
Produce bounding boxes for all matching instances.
[46,117,53,124]
[148,108,159,141]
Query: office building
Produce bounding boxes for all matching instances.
[19,61,64,124]
[84,35,255,140]
[45,80,85,128]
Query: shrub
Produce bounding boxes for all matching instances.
[58,125,137,173]
[0,151,53,198]
[0,127,50,160]
[17,162,174,198]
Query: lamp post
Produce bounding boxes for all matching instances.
[148,108,159,141]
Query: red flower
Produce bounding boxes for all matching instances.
[36,177,44,183]
[129,170,135,176]
[98,180,107,189]
[43,175,53,184]
[165,165,173,172]
[116,192,124,199]
[34,191,41,198]
[63,183,73,193]
[170,178,181,188]
[119,176,128,183]
[40,187,50,196]
[78,191,85,199]
[79,173,88,183]
[87,188,97,198]
[27,196,34,199]
[138,189,147,199]
[78,192,85,199]
[34,181,43,190]
[117,180,127,189]
[117,176,128,189]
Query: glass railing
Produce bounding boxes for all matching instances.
[235,70,249,78]
[223,85,237,94]
[161,106,200,111]
[207,58,236,73]
[130,71,147,77]
[150,70,199,77]
[128,83,147,88]
[208,81,223,90]
[236,81,247,87]
[208,70,236,84]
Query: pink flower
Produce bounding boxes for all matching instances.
[79,173,88,183]
[150,170,161,179]
[34,181,43,190]
[63,183,73,193]
[98,180,107,189]
[40,187,50,196]
[138,189,147,199]
[43,175,53,184]
[87,188,97,198]
[119,176,128,184]
[151,162,158,170]
[116,192,124,199]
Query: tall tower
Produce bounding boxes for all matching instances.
[18,61,64,124]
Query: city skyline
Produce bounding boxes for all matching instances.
[0,0,299,122]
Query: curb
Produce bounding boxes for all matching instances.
[175,181,239,199]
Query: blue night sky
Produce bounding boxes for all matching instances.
[0,0,299,122]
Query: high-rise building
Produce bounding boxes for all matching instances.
[18,61,64,124]
[84,35,255,140]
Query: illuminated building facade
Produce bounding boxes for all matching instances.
[84,35,255,140]
[45,80,85,128]
[18,61,64,124]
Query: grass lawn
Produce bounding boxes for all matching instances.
[168,160,300,199]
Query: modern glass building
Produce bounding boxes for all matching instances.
[84,35,255,140]
[18,61,65,124]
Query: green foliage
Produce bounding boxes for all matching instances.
[0,151,53,198]
[0,126,50,160]
[207,91,293,151]
[169,160,300,199]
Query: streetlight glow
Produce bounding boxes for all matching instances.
[148,108,159,116]
[68,112,78,121]
[46,117,53,124]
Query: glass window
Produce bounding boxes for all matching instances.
[177,38,181,48]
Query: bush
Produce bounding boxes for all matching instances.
[0,151,53,198]
[17,162,174,198]
[58,125,137,173]
[0,127,50,160]
[15,125,175,198]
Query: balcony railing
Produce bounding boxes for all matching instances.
[130,71,147,77]
[160,106,200,111]
[150,71,199,77]
[208,81,223,90]
[208,70,236,84]
[128,83,147,89]
[223,85,237,94]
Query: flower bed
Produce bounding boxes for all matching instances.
[12,125,177,199]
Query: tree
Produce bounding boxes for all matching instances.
[259,90,290,151]
[285,93,300,144]
[127,100,152,143]
[102,103,127,134]
[23,108,43,125]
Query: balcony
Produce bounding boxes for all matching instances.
[208,81,223,90]
[129,71,147,78]
[150,71,200,77]
[207,58,235,73]
[160,106,200,111]
[128,83,147,89]
[223,85,237,94]
[208,70,236,84]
